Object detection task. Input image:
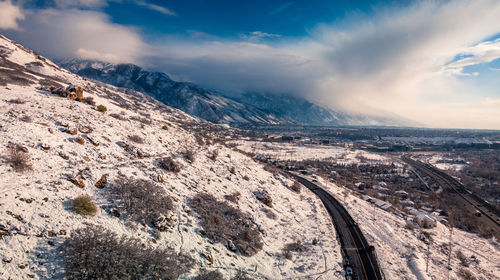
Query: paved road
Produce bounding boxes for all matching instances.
[290,173,383,280]
[402,156,500,236]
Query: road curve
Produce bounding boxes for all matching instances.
[289,173,383,280]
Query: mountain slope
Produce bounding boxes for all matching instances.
[0,34,342,279]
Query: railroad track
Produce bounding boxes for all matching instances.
[402,156,500,231]
[289,173,383,280]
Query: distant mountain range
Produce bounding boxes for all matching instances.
[58,59,415,127]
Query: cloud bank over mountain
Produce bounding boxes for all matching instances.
[2,0,500,129]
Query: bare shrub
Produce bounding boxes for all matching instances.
[231,271,253,280]
[254,189,273,207]
[81,97,96,106]
[61,225,193,279]
[188,193,263,256]
[260,207,277,219]
[72,195,97,216]
[194,269,224,280]
[195,134,205,146]
[8,98,25,104]
[159,157,182,173]
[109,177,173,225]
[181,149,196,163]
[128,135,144,144]
[458,268,476,280]
[110,113,126,120]
[224,192,241,203]
[282,241,306,260]
[290,180,302,193]
[5,144,32,172]
[130,115,152,126]
[457,249,469,267]
[19,115,33,123]
[208,149,219,161]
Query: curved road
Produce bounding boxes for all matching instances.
[290,173,383,280]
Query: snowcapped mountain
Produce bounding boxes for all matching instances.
[58,59,283,126]
[0,34,342,279]
[58,59,416,127]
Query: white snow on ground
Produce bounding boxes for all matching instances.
[313,176,500,280]
[0,35,343,280]
[413,153,467,172]
[231,140,392,165]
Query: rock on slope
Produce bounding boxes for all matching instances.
[0,34,343,279]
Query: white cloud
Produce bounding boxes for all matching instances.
[53,0,108,8]
[269,2,293,16]
[442,39,500,76]
[239,31,281,42]
[4,8,146,63]
[135,1,175,16]
[0,0,24,30]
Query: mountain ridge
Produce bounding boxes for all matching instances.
[57,59,416,127]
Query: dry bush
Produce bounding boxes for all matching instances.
[194,270,224,280]
[189,193,263,256]
[208,149,219,161]
[96,104,107,113]
[19,115,33,123]
[72,195,97,216]
[194,134,205,146]
[128,135,144,144]
[7,98,26,104]
[224,192,241,203]
[5,144,32,172]
[159,157,182,173]
[290,180,302,193]
[282,241,306,260]
[181,149,196,163]
[81,97,96,106]
[110,113,126,120]
[109,177,173,225]
[457,249,469,267]
[260,207,277,220]
[254,189,273,207]
[161,125,169,130]
[458,268,476,280]
[61,225,193,279]
[231,271,253,280]
[130,115,152,126]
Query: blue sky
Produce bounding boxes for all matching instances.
[1,0,500,129]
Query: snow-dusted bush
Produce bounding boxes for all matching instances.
[458,267,477,280]
[159,157,182,173]
[81,96,95,106]
[128,135,144,144]
[231,271,253,280]
[72,195,97,216]
[109,177,174,225]
[282,241,306,260]
[181,149,196,163]
[224,192,241,203]
[5,144,32,172]
[194,269,224,280]
[189,193,263,256]
[61,225,193,279]
[289,180,302,193]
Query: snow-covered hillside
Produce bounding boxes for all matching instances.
[0,34,343,279]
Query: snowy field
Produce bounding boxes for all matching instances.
[231,140,393,165]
